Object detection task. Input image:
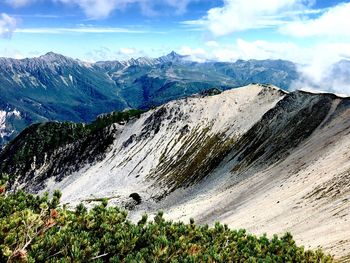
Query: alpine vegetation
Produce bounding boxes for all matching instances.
[0,178,333,262]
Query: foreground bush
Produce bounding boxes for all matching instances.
[0,179,333,262]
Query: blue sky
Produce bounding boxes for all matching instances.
[0,0,350,65]
[0,0,221,60]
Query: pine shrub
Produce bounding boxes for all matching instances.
[0,180,334,262]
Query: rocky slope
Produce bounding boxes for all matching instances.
[1,84,349,258]
[0,52,298,147]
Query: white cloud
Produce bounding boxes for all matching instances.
[84,46,144,62]
[179,46,207,62]
[5,0,197,19]
[179,39,350,94]
[281,2,350,37]
[5,0,36,7]
[187,0,313,36]
[205,41,219,48]
[163,0,197,14]
[116,47,146,60]
[0,48,24,59]
[179,0,350,94]
[211,48,238,62]
[288,42,350,95]
[84,47,113,62]
[181,39,303,63]
[56,0,123,19]
[0,13,17,38]
[60,0,198,18]
[14,26,149,34]
[185,0,350,40]
[119,47,137,55]
[215,39,350,67]
[234,39,301,61]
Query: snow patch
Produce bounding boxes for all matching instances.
[0,109,22,138]
[69,74,73,83]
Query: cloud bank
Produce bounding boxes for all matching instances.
[180,38,350,95]
[179,0,350,95]
[14,26,150,34]
[5,0,197,19]
[0,13,17,38]
[281,2,350,37]
[183,0,315,36]
[5,0,35,8]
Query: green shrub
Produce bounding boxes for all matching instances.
[0,184,333,262]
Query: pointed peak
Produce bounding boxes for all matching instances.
[39,52,74,63]
[166,51,183,59]
[40,52,65,58]
[156,51,189,64]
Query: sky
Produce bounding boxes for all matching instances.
[0,0,349,62]
[0,0,350,92]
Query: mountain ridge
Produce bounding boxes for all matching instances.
[1,84,349,257]
[0,52,299,147]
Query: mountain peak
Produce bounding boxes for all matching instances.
[166,51,184,59]
[41,51,64,58]
[39,52,73,63]
[168,51,180,57]
[156,51,188,64]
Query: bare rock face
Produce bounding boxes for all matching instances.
[1,84,350,258]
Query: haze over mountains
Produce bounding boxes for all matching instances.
[1,84,349,258]
[0,51,300,146]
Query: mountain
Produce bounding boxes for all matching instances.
[0,52,127,146]
[1,84,349,258]
[0,52,298,147]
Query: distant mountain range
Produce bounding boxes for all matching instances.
[0,51,302,146]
